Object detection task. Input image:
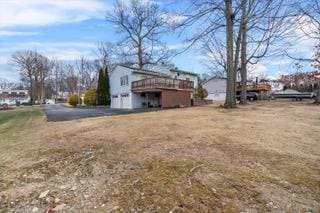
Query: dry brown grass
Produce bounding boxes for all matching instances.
[0,101,319,212]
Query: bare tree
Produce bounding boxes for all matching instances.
[287,0,320,104]
[76,57,97,92]
[224,0,237,108]
[0,78,10,90]
[107,0,171,69]
[34,54,52,105]
[96,42,117,71]
[239,0,291,104]
[11,51,53,104]
[11,51,39,104]
[51,60,67,102]
[64,63,78,95]
[0,78,25,90]
[189,0,292,105]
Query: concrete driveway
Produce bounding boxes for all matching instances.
[43,104,160,122]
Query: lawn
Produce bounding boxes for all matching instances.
[0,101,319,212]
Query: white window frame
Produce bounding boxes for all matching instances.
[120,75,129,86]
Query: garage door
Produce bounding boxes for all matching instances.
[206,92,226,101]
[111,95,120,108]
[120,93,131,109]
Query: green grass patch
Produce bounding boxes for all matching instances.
[0,107,43,139]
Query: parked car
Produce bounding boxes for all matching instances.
[236,92,259,101]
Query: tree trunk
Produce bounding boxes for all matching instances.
[240,0,248,105]
[224,0,236,108]
[29,76,33,105]
[138,38,144,69]
[316,80,320,105]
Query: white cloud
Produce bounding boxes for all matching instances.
[0,41,97,65]
[266,70,292,80]
[162,12,186,26]
[284,15,318,59]
[247,63,267,80]
[0,31,39,36]
[0,56,10,65]
[168,43,189,50]
[0,0,111,29]
[265,59,291,66]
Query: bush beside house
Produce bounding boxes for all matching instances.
[84,88,97,105]
[194,85,208,100]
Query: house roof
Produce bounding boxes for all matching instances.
[170,68,198,76]
[115,64,168,77]
[202,76,227,85]
[115,64,198,77]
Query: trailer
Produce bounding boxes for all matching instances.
[271,89,315,101]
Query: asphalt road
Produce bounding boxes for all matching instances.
[43,104,160,122]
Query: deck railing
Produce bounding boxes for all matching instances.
[132,77,194,91]
[237,83,271,91]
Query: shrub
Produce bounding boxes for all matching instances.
[194,85,208,100]
[69,94,80,107]
[84,88,97,105]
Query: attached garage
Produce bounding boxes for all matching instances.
[120,93,131,109]
[111,93,132,109]
[111,95,120,108]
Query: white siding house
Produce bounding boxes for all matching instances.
[269,80,284,92]
[0,90,30,105]
[109,65,198,109]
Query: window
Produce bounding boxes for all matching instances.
[120,75,129,86]
[121,93,129,97]
[112,95,118,98]
[141,93,146,97]
[186,77,190,81]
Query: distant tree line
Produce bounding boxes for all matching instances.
[10,44,114,105]
[7,0,320,106]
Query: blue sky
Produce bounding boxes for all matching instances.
[0,0,317,82]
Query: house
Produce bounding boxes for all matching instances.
[202,77,227,101]
[202,76,272,101]
[236,81,271,99]
[260,79,284,92]
[109,64,198,109]
[0,90,30,105]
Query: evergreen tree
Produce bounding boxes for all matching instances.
[96,68,109,105]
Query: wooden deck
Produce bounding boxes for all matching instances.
[236,83,271,92]
[132,77,194,92]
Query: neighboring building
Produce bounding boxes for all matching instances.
[236,81,271,98]
[203,76,273,101]
[260,79,284,92]
[109,64,198,109]
[202,77,227,101]
[0,90,30,105]
[269,80,284,92]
